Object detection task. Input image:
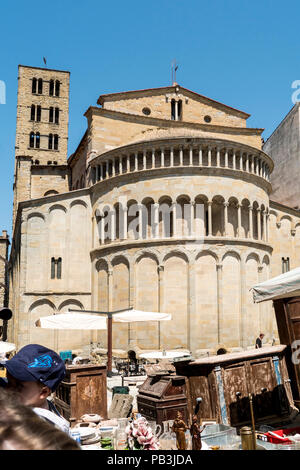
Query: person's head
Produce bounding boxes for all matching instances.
[0,389,79,450]
[259,333,265,339]
[5,344,65,407]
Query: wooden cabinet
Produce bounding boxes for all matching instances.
[54,364,107,426]
[137,374,188,426]
[274,297,300,404]
[175,346,293,428]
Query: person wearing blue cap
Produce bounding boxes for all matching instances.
[4,344,69,433]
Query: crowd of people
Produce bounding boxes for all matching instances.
[0,343,80,450]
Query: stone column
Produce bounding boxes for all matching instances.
[121,206,128,240]
[119,157,123,174]
[134,152,138,171]
[138,204,143,240]
[251,155,254,173]
[170,147,174,167]
[199,147,203,166]
[157,265,165,349]
[225,149,228,168]
[224,202,229,236]
[152,149,155,169]
[112,158,116,177]
[172,202,177,237]
[189,147,193,166]
[217,148,220,167]
[153,203,160,239]
[233,150,236,170]
[249,205,253,239]
[237,204,242,237]
[216,263,223,345]
[127,155,130,173]
[160,148,164,167]
[263,211,267,242]
[208,147,212,167]
[180,147,183,166]
[175,100,178,121]
[143,150,147,170]
[208,201,212,236]
[257,209,261,240]
[111,208,116,241]
[266,212,269,242]
[189,201,195,237]
[239,152,243,170]
[100,216,105,245]
[106,160,109,178]
[246,154,249,172]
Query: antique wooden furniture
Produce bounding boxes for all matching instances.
[137,373,188,426]
[54,364,107,426]
[174,346,294,428]
[273,297,300,405]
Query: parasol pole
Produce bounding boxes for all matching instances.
[69,307,133,377]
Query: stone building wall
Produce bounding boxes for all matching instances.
[263,103,300,208]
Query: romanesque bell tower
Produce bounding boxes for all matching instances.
[13,65,70,223]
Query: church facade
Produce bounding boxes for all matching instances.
[8,65,300,354]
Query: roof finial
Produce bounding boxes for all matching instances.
[171,59,179,86]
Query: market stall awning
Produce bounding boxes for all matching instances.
[112,309,172,323]
[252,267,300,303]
[35,312,107,330]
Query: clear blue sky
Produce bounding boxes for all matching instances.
[0,0,299,236]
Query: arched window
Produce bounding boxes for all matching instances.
[49,107,54,123]
[48,134,53,150]
[171,99,182,121]
[51,257,56,279]
[50,257,62,279]
[35,132,40,149]
[30,104,35,121]
[55,80,60,97]
[54,134,59,150]
[29,132,35,148]
[171,99,176,120]
[32,78,37,94]
[178,99,182,120]
[57,258,62,279]
[55,107,59,124]
[38,78,43,94]
[36,105,41,122]
[49,79,54,96]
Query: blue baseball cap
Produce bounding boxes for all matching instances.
[5,344,66,391]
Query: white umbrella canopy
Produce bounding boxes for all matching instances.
[112,309,172,323]
[35,312,107,330]
[252,267,300,303]
[0,341,16,354]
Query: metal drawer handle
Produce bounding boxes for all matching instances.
[261,387,267,393]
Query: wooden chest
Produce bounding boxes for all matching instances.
[174,346,294,428]
[54,364,107,426]
[137,373,188,426]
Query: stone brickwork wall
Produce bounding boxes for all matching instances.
[13,66,70,224]
[101,88,248,127]
[263,103,300,208]
[0,231,9,308]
